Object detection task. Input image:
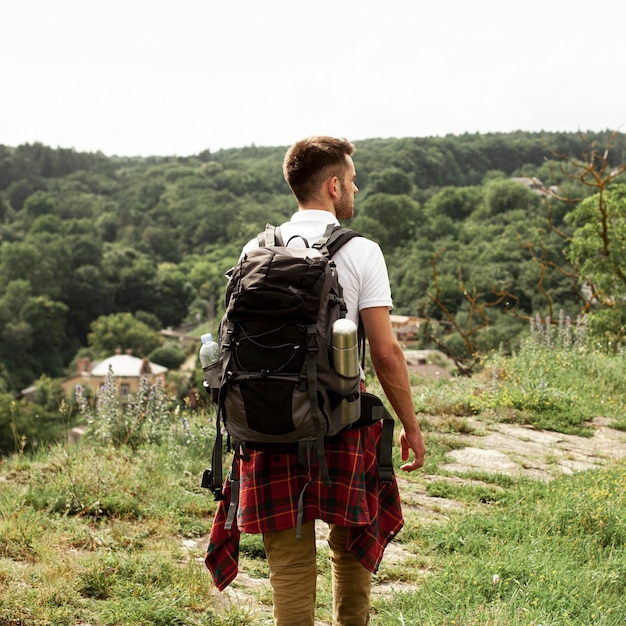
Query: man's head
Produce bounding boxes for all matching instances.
[283,136,358,218]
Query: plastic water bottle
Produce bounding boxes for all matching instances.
[332,318,361,425]
[199,333,220,389]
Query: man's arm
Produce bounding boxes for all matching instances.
[360,306,426,472]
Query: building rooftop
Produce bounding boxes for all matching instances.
[90,354,168,377]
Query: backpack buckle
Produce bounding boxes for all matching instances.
[306,327,318,354]
[223,328,234,350]
[201,469,226,501]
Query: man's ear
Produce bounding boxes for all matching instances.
[326,176,340,200]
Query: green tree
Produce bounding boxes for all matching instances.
[32,374,67,412]
[367,167,413,195]
[567,184,626,301]
[64,264,113,347]
[88,313,163,358]
[23,190,56,219]
[21,295,69,379]
[182,245,240,322]
[567,184,626,347]
[481,179,542,217]
[0,195,7,222]
[352,193,421,251]
[102,244,157,313]
[0,242,42,290]
[148,344,187,370]
[152,263,195,327]
[424,186,482,221]
[0,281,68,389]
[0,392,66,456]
[5,178,40,210]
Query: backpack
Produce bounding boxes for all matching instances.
[202,223,395,532]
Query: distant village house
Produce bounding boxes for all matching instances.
[510,176,559,197]
[61,351,168,399]
[389,314,423,343]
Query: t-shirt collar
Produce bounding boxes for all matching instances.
[290,209,339,225]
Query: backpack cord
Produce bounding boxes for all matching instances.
[224,449,240,530]
[295,442,318,539]
[201,404,226,502]
[305,325,332,486]
[211,422,224,494]
[223,443,250,530]
[202,322,236,502]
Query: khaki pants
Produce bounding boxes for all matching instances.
[263,521,372,626]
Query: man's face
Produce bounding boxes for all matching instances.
[335,155,358,220]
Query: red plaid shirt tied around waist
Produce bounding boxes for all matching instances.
[205,420,404,591]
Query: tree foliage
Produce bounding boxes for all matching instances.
[0,130,625,391]
[87,313,163,358]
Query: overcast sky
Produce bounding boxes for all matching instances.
[2,0,625,157]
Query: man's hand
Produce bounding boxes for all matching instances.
[399,426,426,472]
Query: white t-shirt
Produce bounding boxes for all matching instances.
[241,210,393,326]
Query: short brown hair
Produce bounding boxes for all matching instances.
[283,136,355,204]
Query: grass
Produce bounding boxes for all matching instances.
[371,465,626,625]
[0,404,228,626]
[1,334,626,624]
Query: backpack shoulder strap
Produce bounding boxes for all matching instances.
[313,224,363,258]
[314,224,366,358]
[259,223,360,252]
[257,223,285,247]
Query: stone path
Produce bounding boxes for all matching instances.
[439,416,626,480]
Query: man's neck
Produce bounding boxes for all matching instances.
[298,203,337,217]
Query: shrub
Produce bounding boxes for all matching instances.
[75,366,173,449]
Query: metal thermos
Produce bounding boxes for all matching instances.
[332,318,360,425]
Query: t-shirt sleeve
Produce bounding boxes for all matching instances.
[357,241,393,311]
[333,238,393,324]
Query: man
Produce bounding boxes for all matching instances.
[206,136,425,626]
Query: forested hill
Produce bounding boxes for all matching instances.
[0,130,625,393]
